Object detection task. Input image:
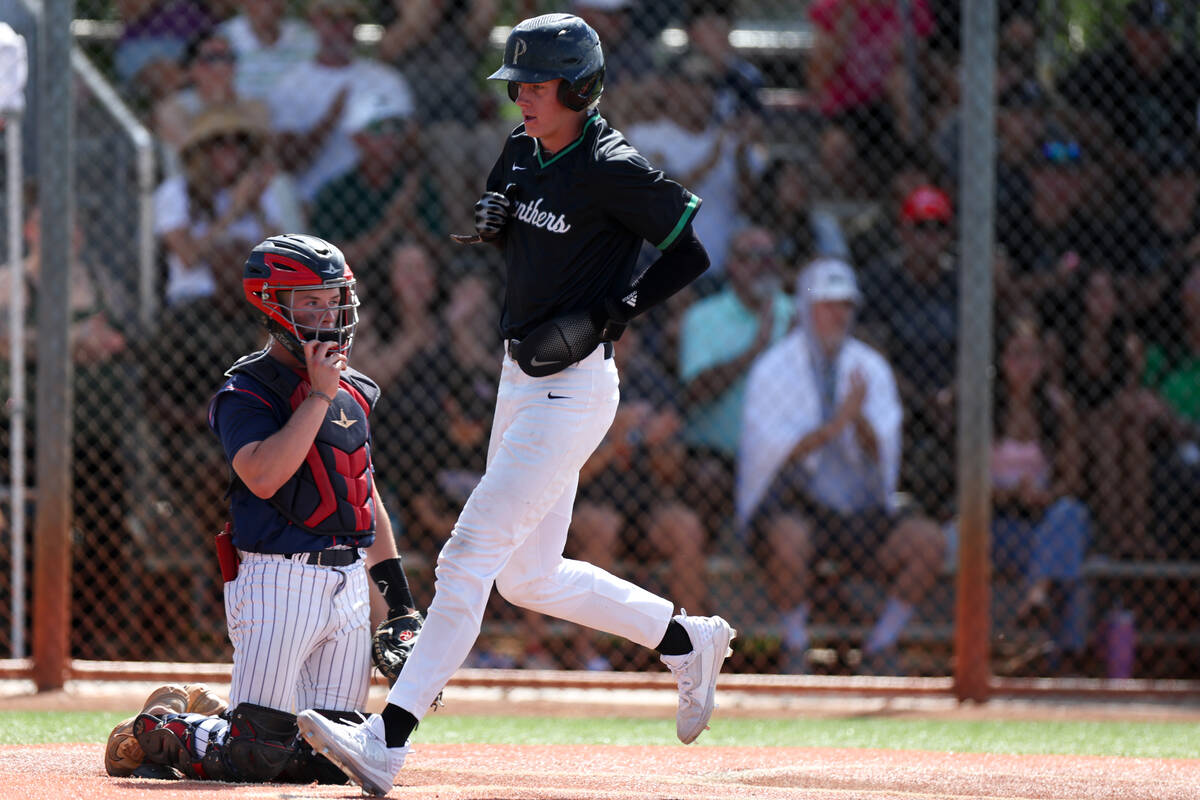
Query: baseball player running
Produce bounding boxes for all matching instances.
[126,234,425,784]
[297,14,735,795]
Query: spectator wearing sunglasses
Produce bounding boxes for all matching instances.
[997,128,1111,324]
[857,185,958,517]
[155,32,271,178]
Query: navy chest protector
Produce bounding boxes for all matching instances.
[226,353,380,540]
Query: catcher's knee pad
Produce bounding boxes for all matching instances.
[277,709,366,785]
[222,702,302,783]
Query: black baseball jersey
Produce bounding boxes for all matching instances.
[485,111,702,339]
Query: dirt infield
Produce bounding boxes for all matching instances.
[4,681,1200,799]
[2,742,1199,800]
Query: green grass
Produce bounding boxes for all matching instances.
[2,712,1198,758]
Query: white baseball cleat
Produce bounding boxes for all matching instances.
[660,611,736,744]
[297,711,408,796]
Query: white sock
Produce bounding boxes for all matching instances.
[782,603,810,652]
[865,596,914,654]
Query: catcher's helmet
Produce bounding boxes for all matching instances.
[243,233,360,362]
[488,14,605,112]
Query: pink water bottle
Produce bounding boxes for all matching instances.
[1105,607,1136,679]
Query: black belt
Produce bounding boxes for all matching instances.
[506,339,613,360]
[281,549,360,566]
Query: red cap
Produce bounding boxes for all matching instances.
[901,185,953,222]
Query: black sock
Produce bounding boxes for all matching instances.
[654,619,693,656]
[369,557,416,614]
[381,703,418,748]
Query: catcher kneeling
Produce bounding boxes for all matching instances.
[103,617,425,783]
[105,235,429,782]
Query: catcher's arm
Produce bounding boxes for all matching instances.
[364,480,427,686]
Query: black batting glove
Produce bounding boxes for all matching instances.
[474,191,511,241]
[589,296,630,343]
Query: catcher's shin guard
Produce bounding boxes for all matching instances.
[132,713,235,781]
[223,702,304,782]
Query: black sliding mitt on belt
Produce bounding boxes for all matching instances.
[513,310,604,377]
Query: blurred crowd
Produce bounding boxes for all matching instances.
[3,0,1200,677]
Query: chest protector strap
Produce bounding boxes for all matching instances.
[226,352,380,539]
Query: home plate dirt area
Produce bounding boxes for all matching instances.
[3,742,1199,800]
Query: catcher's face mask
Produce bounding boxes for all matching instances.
[243,234,360,362]
[271,284,360,356]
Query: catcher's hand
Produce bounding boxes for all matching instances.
[372,610,424,685]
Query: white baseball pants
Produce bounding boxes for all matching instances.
[225,552,372,713]
[387,344,675,717]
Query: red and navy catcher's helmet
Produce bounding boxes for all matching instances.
[243,234,360,362]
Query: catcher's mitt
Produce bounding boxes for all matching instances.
[372,610,423,684]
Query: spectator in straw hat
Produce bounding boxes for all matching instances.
[154,102,304,309]
[154,31,272,178]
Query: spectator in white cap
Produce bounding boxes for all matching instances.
[737,257,944,674]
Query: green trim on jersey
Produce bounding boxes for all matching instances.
[535,113,602,168]
[656,194,701,250]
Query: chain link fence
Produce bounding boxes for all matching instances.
[2,0,1198,682]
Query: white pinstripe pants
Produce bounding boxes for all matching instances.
[225,551,372,714]
[386,345,676,718]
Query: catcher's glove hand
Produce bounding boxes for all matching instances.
[372,610,424,685]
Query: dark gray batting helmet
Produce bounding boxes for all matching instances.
[488,13,605,112]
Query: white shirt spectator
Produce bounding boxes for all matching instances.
[154,172,305,306]
[219,15,317,102]
[737,261,903,527]
[625,118,762,278]
[269,58,413,201]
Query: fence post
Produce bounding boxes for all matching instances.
[954,0,997,703]
[33,0,74,691]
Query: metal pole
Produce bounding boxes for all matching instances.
[33,0,73,691]
[6,111,24,659]
[954,0,997,703]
